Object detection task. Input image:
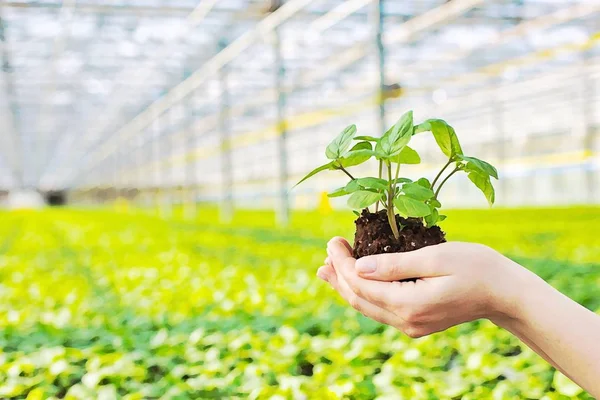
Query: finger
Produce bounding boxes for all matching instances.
[337,254,411,310]
[327,238,354,268]
[328,239,400,308]
[326,263,395,326]
[330,236,353,254]
[355,245,448,282]
[317,265,334,282]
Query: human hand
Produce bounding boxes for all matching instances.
[317,237,530,338]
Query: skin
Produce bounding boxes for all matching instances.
[317,237,600,397]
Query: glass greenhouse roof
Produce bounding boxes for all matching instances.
[0,0,598,191]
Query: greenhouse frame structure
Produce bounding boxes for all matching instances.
[0,0,599,223]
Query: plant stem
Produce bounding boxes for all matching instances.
[376,160,383,212]
[386,161,400,240]
[431,159,453,190]
[339,165,356,181]
[393,160,401,192]
[434,166,461,199]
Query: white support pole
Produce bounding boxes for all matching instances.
[218,40,233,224]
[274,27,289,226]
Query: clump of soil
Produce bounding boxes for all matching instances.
[353,209,446,258]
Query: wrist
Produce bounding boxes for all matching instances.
[486,256,543,330]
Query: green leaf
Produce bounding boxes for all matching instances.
[414,121,431,134]
[327,187,347,198]
[391,145,420,164]
[350,141,372,151]
[330,179,362,197]
[424,208,439,228]
[338,142,374,168]
[458,155,499,179]
[393,178,413,185]
[339,149,375,168]
[379,111,413,157]
[353,210,361,217]
[400,182,435,201]
[326,124,357,160]
[429,198,442,208]
[394,195,431,218]
[421,119,463,158]
[294,161,335,187]
[356,177,388,191]
[450,128,463,156]
[354,136,379,142]
[347,191,383,210]
[553,372,584,397]
[373,146,387,160]
[416,177,432,189]
[345,179,361,193]
[468,172,495,206]
[438,215,447,222]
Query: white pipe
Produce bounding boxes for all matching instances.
[309,0,374,35]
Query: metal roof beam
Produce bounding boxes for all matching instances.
[83,0,484,176]
[39,0,222,186]
[63,0,319,188]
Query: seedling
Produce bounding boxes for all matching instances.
[294,110,498,257]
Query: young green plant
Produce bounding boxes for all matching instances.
[295,111,499,240]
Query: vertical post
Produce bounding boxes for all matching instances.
[274,27,289,226]
[374,0,386,135]
[116,147,122,206]
[135,127,145,211]
[184,90,197,220]
[161,108,173,219]
[580,53,595,203]
[120,145,131,212]
[0,12,23,188]
[124,139,134,212]
[181,60,196,221]
[152,115,162,216]
[218,40,233,223]
[163,106,176,219]
[490,78,508,205]
[111,151,118,206]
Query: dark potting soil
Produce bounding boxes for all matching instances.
[352,209,446,259]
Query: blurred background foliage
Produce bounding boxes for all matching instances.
[0,207,599,398]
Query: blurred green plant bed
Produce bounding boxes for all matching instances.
[0,206,597,399]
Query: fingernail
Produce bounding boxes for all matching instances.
[356,258,376,274]
[317,270,329,282]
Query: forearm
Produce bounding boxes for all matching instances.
[494,266,600,396]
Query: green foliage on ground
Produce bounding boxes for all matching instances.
[0,206,598,399]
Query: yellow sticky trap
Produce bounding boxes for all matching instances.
[318,191,332,215]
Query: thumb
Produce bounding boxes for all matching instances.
[355,246,445,281]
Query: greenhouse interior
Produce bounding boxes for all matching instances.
[0,0,599,398]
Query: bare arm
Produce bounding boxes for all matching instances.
[317,238,600,397]
[495,267,600,391]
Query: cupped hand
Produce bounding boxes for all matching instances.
[317,237,528,338]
